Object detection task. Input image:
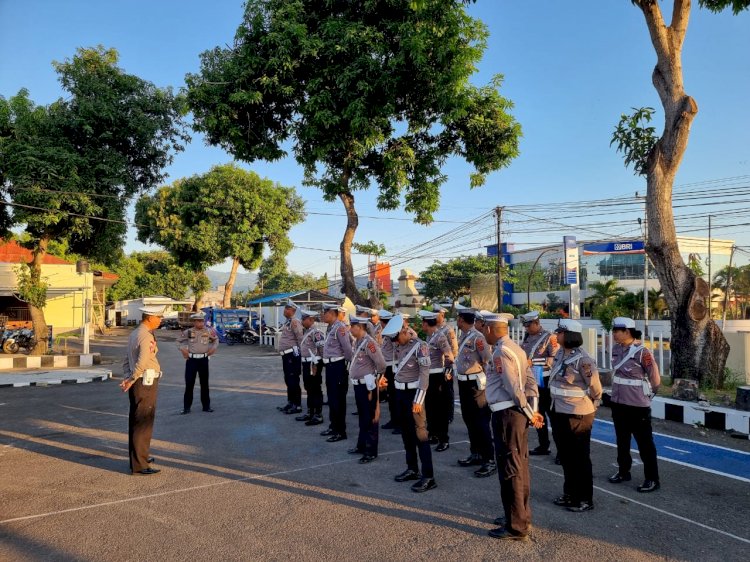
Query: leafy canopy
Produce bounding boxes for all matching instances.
[419,254,510,300]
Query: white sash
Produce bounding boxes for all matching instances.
[395,342,421,375]
[613,344,644,373]
[350,336,371,365]
[458,332,477,356]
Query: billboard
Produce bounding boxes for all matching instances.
[583,240,645,255]
[564,236,578,285]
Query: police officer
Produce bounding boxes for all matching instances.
[433,304,459,356]
[355,305,382,342]
[177,311,218,415]
[319,303,353,442]
[277,300,303,414]
[419,310,454,452]
[482,313,543,541]
[296,309,326,425]
[383,314,436,493]
[519,311,558,456]
[120,306,164,475]
[608,317,661,493]
[378,310,401,435]
[454,309,496,478]
[549,319,602,513]
[348,316,387,463]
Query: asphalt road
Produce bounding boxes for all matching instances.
[1,331,749,561]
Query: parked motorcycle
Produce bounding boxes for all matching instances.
[2,328,36,354]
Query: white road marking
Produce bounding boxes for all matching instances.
[664,445,691,454]
[60,405,127,417]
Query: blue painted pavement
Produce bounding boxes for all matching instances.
[592,419,750,482]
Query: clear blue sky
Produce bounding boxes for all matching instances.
[2,1,749,278]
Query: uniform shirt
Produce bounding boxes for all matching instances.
[123,323,161,380]
[381,325,417,364]
[300,325,325,361]
[323,320,353,361]
[394,337,431,404]
[365,321,383,344]
[611,342,661,408]
[176,326,219,355]
[455,327,492,375]
[349,334,387,379]
[278,316,303,351]
[486,335,538,408]
[425,329,454,370]
[437,322,459,356]
[520,329,557,370]
[549,347,602,415]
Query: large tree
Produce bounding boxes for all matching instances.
[420,254,509,303]
[135,163,305,307]
[610,1,749,385]
[185,0,521,305]
[0,47,187,353]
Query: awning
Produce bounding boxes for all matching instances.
[246,291,304,305]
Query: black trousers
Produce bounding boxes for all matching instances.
[492,408,531,536]
[128,378,159,473]
[458,378,494,461]
[282,353,302,407]
[396,388,433,478]
[354,382,380,455]
[426,372,451,443]
[325,360,348,435]
[383,365,400,428]
[611,402,660,482]
[302,360,324,410]
[534,382,555,451]
[552,411,595,504]
[184,357,210,411]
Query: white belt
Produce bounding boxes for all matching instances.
[280,348,295,355]
[188,353,207,359]
[323,356,345,364]
[429,368,444,374]
[350,375,375,385]
[386,361,395,367]
[457,373,480,381]
[550,386,587,398]
[531,359,547,366]
[489,400,515,412]
[302,357,319,363]
[613,376,643,387]
[395,381,420,390]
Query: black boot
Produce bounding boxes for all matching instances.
[306,408,324,426]
[295,409,312,422]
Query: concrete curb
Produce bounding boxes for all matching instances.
[0,353,101,371]
[0,369,112,388]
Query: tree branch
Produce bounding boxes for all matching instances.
[637,1,671,60]
[670,0,692,50]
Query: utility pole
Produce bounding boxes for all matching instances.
[722,245,735,328]
[708,215,713,316]
[495,206,503,312]
[636,192,649,335]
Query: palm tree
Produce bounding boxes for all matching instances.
[585,279,627,310]
[648,288,668,319]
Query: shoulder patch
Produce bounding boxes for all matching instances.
[476,338,485,352]
[494,357,503,374]
[338,326,346,336]
[581,361,593,378]
[367,341,377,354]
[642,350,653,367]
[419,343,429,356]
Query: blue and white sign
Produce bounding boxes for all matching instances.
[564,236,578,285]
[583,240,645,255]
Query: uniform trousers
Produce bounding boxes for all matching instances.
[492,407,531,536]
[353,382,380,455]
[426,372,451,443]
[383,365,400,428]
[534,381,554,451]
[325,359,349,435]
[458,378,494,461]
[128,378,159,473]
[184,357,210,411]
[611,402,659,482]
[396,387,434,478]
[281,353,302,407]
[552,411,595,503]
[302,360,324,411]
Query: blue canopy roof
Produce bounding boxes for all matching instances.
[246,291,303,305]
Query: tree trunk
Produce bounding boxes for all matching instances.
[193,295,203,312]
[223,257,240,308]
[29,237,50,355]
[637,0,729,385]
[339,188,366,305]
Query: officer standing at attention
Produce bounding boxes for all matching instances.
[378,310,401,435]
[296,309,326,426]
[356,305,382,342]
[419,310,454,452]
[549,319,602,513]
[320,303,353,442]
[454,309,496,478]
[434,304,459,356]
[120,306,164,476]
[277,301,304,415]
[519,311,559,456]
[177,311,218,415]
[482,313,543,541]
[348,316,387,463]
[383,314,436,492]
[608,317,661,493]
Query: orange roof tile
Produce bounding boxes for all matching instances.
[0,241,74,265]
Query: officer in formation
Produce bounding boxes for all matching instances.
[608,317,661,493]
[348,316,387,464]
[454,309,496,478]
[383,314,437,493]
[378,309,401,435]
[419,310,454,452]
[177,311,218,415]
[548,319,602,513]
[296,309,326,426]
[120,306,164,476]
[433,304,459,356]
[519,311,559,457]
[356,305,382,342]
[319,303,353,442]
[277,301,303,415]
[482,313,543,541]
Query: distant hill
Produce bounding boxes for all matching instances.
[205,270,258,293]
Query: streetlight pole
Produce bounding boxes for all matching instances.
[708,214,713,316]
[636,192,649,335]
[495,206,503,313]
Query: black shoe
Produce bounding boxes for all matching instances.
[435,442,450,452]
[147,457,155,464]
[348,447,365,455]
[637,480,660,493]
[381,421,396,429]
[567,501,594,513]
[203,408,214,413]
[394,469,421,482]
[351,410,359,416]
[553,494,574,507]
[306,415,324,426]
[428,435,439,445]
[488,527,529,541]
[277,403,291,412]
[285,405,302,414]
[295,412,312,422]
[320,428,336,436]
[608,472,632,484]
[326,433,347,442]
[180,409,190,415]
[411,477,437,493]
[458,453,483,467]
[529,446,550,456]
[391,428,402,435]
[474,462,497,478]
[493,515,506,526]
[359,454,377,464]
[133,468,161,475]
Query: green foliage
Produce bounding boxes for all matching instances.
[544,293,565,316]
[512,261,550,293]
[610,107,657,177]
[353,241,387,257]
[687,253,705,277]
[713,264,750,319]
[108,252,209,302]
[585,280,627,311]
[14,264,48,309]
[594,303,623,331]
[698,0,750,15]
[259,251,328,294]
[420,254,510,301]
